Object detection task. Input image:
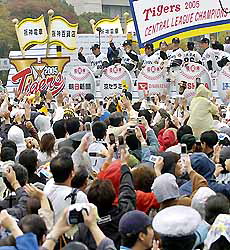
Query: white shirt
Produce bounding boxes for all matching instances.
[44,178,88,222]
[87,53,108,77]
[141,53,162,68]
[121,50,138,77]
[168,48,184,65]
[224,44,230,54]
[202,47,217,71]
[184,50,202,63]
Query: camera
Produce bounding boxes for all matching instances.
[67,203,90,225]
[181,144,187,154]
[149,155,158,163]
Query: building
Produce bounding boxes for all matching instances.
[66,0,131,17]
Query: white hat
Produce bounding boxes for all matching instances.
[152,205,201,237]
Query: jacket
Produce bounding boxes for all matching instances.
[179,153,230,198]
[187,85,218,138]
[74,164,136,250]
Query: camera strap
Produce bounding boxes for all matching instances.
[64,189,79,205]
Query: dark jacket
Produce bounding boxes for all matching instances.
[74,164,136,250]
[179,153,230,198]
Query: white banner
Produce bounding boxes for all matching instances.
[216,65,230,104]
[137,65,170,98]
[63,63,96,97]
[129,0,230,46]
[175,63,212,103]
[100,65,132,97]
[94,17,123,35]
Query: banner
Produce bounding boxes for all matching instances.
[15,15,48,50]
[63,64,96,97]
[94,17,123,35]
[10,57,70,96]
[175,63,212,103]
[129,0,230,47]
[49,16,78,51]
[126,18,136,36]
[137,65,170,98]
[100,65,132,97]
[216,65,230,104]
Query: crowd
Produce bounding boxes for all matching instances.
[0,35,229,250]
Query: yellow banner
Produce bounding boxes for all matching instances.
[94,16,123,35]
[49,16,78,51]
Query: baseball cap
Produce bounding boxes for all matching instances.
[123,40,132,46]
[172,37,180,44]
[119,210,152,234]
[91,44,100,50]
[225,36,230,42]
[152,206,202,237]
[145,43,154,50]
[200,38,210,44]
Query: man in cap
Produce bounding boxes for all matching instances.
[184,42,202,64]
[224,36,230,53]
[168,37,184,67]
[119,210,155,250]
[199,38,217,73]
[78,44,109,77]
[141,43,161,68]
[121,40,139,77]
[152,205,208,250]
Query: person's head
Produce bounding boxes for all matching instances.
[125,133,141,154]
[50,154,74,184]
[19,214,47,245]
[109,112,124,127]
[159,152,182,177]
[65,117,80,135]
[92,121,107,140]
[7,125,25,147]
[4,163,28,191]
[172,37,180,49]
[199,37,210,49]
[177,125,193,143]
[1,140,17,155]
[53,119,66,139]
[91,44,100,56]
[132,165,155,193]
[108,102,117,113]
[138,110,152,126]
[19,149,38,177]
[212,41,224,51]
[220,146,230,172]
[85,93,95,102]
[152,206,201,250]
[200,130,218,153]
[225,36,230,44]
[71,166,89,191]
[0,147,16,162]
[159,41,168,51]
[63,242,88,250]
[87,179,116,216]
[145,43,154,55]
[40,133,55,156]
[187,41,195,51]
[181,134,197,152]
[125,91,133,102]
[119,210,154,249]
[205,193,230,225]
[123,40,132,52]
[58,146,74,156]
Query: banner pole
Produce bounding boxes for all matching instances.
[123,12,129,35]
[89,19,96,34]
[46,9,54,58]
[12,19,25,58]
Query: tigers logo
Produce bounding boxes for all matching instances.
[11,57,70,96]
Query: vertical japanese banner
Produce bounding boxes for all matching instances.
[129,0,230,47]
[49,16,78,51]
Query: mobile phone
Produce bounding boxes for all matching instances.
[109,133,117,152]
[118,136,125,146]
[146,96,151,102]
[48,108,55,114]
[138,118,142,124]
[149,155,158,163]
[181,144,187,154]
[85,122,91,132]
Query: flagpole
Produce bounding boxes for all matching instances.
[123,12,129,35]
[46,9,54,58]
[12,19,25,58]
[89,19,96,33]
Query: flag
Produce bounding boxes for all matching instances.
[49,16,78,51]
[16,15,48,50]
[94,16,123,35]
[126,18,136,35]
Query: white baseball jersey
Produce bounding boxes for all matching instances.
[224,44,230,54]
[168,48,184,66]
[184,50,202,63]
[202,47,217,71]
[87,53,108,77]
[141,53,162,67]
[121,50,138,77]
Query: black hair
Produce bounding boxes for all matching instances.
[161,234,196,250]
[138,110,152,125]
[126,134,141,160]
[109,112,124,127]
[65,117,80,135]
[187,42,195,50]
[19,149,38,177]
[200,130,218,149]
[125,92,132,101]
[0,147,16,162]
[85,93,94,102]
[209,236,230,250]
[159,152,180,176]
[92,121,107,140]
[1,140,17,155]
[4,163,28,191]
[108,102,117,113]
[19,214,47,245]
[50,154,74,183]
[71,166,89,189]
[58,146,75,156]
[177,125,193,143]
[205,193,230,225]
[53,119,66,139]
[121,226,149,248]
[63,242,88,250]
